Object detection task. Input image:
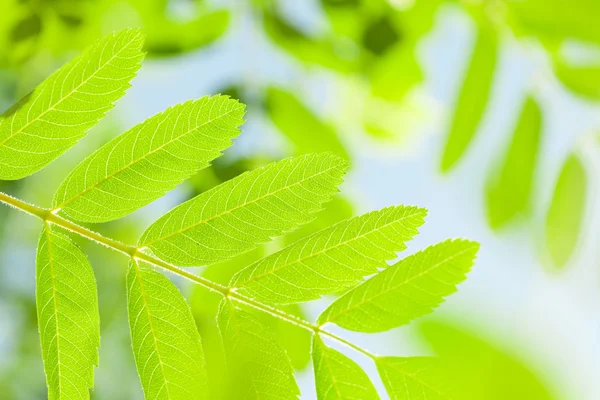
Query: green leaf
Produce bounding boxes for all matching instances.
[36,225,100,400]
[53,95,245,223]
[217,299,299,399]
[441,27,498,172]
[545,153,587,268]
[419,320,556,400]
[266,87,348,159]
[127,260,208,400]
[486,97,542,229]
[139,153,348,266]
[312,336,379,400]
[232,206,427,305]
[370,40,423,102]
[376,357,451,400]
[0,29,144,180]
[554,61,600,100]
[318,239,479,332]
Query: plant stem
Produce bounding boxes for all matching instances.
[0,190,377,360]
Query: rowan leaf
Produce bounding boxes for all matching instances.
[36,225,100,400]
[376,357,451,400]
[486,97,542,229]
[217,299,299,399]
[126,260,208,400]
[312,336,379,400]
[318,239,479,332]
[0,29,144,180]
[231,206,427,305]
[53,95,245,223]
[441,27,498,172]
[139,153,347,266]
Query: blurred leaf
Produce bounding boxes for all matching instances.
[419,320,556,400]
[127,261,208,400]
[217,300,299,399]
[545,153,587,268]
[266,87,349,158]
[262,9,357,73]
[10,13,42,43]
[370,39,422,102]
[312,336,379,400]
[508,0,600,45]
[376,357,451,400]
[144,10,230,56]
[554,61,600,100]
[318,239,478,332]
[362,15,401,56]
[441,27,498,172]
[486,97,542,229]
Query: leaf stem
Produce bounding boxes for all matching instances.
[0,190,377,360]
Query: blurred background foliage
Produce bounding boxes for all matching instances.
[1,0,599,399]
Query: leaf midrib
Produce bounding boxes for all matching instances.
[234,209,422,290]
[323,244,475,324]
[132,262,172,399]
[43,225,65,397]
[54,103,242,212]
[0,33,139,148]
[142,160,343,248]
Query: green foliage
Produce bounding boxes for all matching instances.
[312,336,379,400]
[36,225,100,400]
[419,320,556,399]
[53,96,245,223]
[266,88,348,159]
[139,153,347,266]
[0,30,480,400]
[441,27,498,172]
[486,97,542,229]
[318,240,478,332]
[127,261,208,399]
[0,29,144,180]
[217,300,299,399]
[232,206,427,304]
[545,154,587,268]
[376,357,451,400]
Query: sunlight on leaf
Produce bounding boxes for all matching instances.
[0,29,144,180]
[376,357,451,400]
[53,95,245,223]
[127,260,208,400]
[36,226,100,400]
[232,206,427,304]
[318,239,479,332]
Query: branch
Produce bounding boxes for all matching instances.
[0,190,377,360]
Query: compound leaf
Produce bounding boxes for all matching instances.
[36,225,100,400]
[127,261,208,400]
[217,299,299,399]
[53,95,245,223]
[318,239,478,332]
[139,153,347,266]
[441,27,498,172]
[0,29,144,180]
[486,97,542,229]
[376,357,451,400]
[312,336,379,400]
[231,206,427,305]
[545,153,587,268]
